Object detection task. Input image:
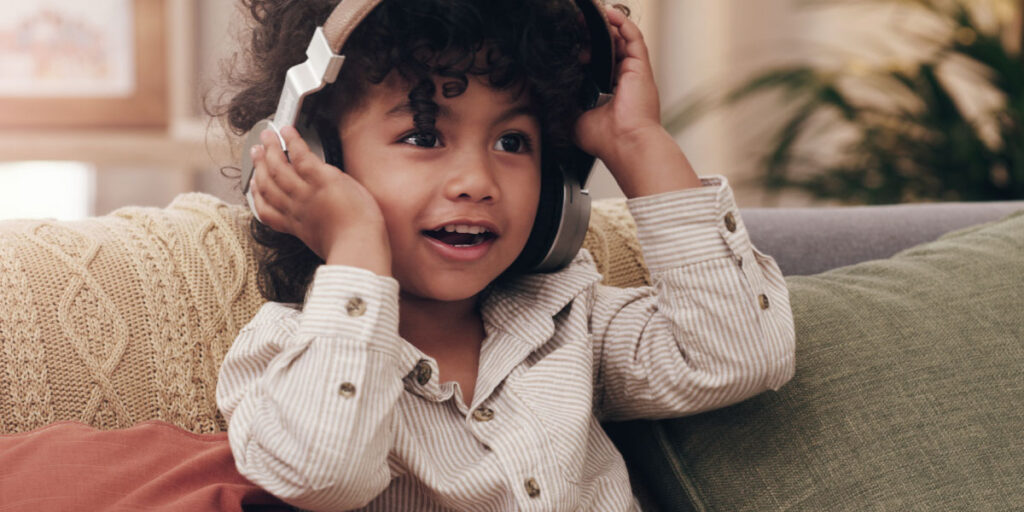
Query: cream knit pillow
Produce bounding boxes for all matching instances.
[0,193,646,434]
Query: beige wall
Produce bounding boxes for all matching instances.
[654,0,822,206]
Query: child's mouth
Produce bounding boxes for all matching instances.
[422,229,497,247]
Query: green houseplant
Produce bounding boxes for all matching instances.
[666,0,1024,204]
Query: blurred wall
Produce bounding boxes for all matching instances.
[654,0,1008,206]
[1,0,968,217]
[657,0,802,205]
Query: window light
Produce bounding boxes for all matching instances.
[0,161,95,221]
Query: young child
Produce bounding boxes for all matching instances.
[215,1,795,510]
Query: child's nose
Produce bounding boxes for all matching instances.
[443,149,501,203]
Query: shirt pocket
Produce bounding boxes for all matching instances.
[504,356,594,485]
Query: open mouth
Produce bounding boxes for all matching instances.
[422,227,497,248]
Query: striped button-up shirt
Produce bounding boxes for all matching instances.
[216,176,796,511]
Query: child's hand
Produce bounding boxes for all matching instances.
[248,126,392,276]
[574,6,701,197]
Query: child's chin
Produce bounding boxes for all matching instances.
[424,285,487,303]
[400,279,490,303]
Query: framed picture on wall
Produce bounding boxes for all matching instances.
[0,0,166,129]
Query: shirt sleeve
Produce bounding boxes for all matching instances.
[590,175,796,421]
[216,265,407,511]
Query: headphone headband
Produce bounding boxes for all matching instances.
[322,0,384,53]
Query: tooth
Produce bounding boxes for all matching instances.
[436,224,490,234]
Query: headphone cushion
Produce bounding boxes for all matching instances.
[509,164,565,273]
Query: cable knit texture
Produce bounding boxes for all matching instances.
[0,193,648,434]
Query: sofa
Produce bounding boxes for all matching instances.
[1,192,1021,511]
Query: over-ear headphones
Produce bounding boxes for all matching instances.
[241,0,615,273]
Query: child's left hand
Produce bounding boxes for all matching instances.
[574,6,701,197]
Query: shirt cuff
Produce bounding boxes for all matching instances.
[297,265,400,342]
[626,175,752,272]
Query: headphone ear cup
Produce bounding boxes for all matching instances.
[535,166,590,272]
[509,162,590,274]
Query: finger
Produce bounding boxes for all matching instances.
[609,25,626,63]
[572,107,599,150]
[253,140,304,196]
[616,31,628,66]
[258,128,308,195]
[603,6,651,65]
[604,4,627,25]
[259,128,292,170]
[278,125,331,183]
[604,25,624,89]
[250,148,293,218]
[277,125,313,174]
[249,164,291,233]
[277,125,311,158]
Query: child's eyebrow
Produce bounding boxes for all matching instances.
[384,101,536,127]
[493,105,537,126]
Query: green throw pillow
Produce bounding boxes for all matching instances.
[609,209,1024,511]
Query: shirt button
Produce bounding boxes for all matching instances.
[338,382,356,398]
[345,297,366,317]
[472,407,494,422]
[758,293,770,310]
[724,212,737,233]
[413,360,432,385]
[736,256,744,268]
[524,477,541,498]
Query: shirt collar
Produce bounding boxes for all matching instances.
[480,249,603,351]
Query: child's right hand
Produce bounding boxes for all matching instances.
[248,125,392,276]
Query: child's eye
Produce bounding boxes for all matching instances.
[494,133,533,154]
[401,131,442,148]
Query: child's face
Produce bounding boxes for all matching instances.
[337,74,542,302]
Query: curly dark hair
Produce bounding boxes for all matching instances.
[213,0,615,304]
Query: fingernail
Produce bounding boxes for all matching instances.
[250,145,261,158]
